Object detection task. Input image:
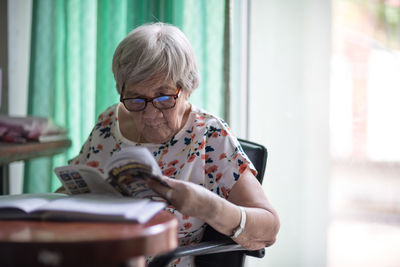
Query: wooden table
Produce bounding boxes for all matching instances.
[0,140,72,194]
[0,210,178,267]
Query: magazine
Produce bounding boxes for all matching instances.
[54,146,170,200]
[0,193,165,223]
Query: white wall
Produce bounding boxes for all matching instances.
[8,0,32,194]
[246,0,331,266]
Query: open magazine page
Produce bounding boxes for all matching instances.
[104,146,170,199]
[35,194,166,223]
[106,159,168,199]
[0,194,166,223]
[0,193,67,214]
[54,146,169,199]
[105,146,163,176]
[54,165,121,196]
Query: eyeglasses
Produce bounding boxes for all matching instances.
[120,84,181,112]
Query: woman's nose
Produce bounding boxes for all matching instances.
[142,103,163,119]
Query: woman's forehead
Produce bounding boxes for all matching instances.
[125,76,176,95]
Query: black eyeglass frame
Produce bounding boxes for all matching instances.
[120,83,182,112]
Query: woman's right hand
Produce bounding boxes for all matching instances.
[147,176,221,220]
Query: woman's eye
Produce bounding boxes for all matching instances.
[131,98,145,103]
[155,96,171,102]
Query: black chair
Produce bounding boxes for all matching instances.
[148,138,268,267]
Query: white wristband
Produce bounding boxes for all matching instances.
[230,206,246,239]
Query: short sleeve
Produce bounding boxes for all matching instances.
[67,128,93,166]
[67,105,121,173]
[203,118,257,199]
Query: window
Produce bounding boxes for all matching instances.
[329,1,400,266]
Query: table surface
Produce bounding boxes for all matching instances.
[0,210,178,266]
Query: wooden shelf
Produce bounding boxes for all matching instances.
[0,139,72,194]
[0,139,71,165]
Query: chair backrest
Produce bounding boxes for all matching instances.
[237,138,268,184]
[195,139,268,267]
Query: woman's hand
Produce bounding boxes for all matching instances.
[147,170,280,250]
[146,176,221,220]
[55,186,67,194]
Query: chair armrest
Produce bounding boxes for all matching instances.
[245,248,265,258]
[148,239,234,267]
[148,238,265,267]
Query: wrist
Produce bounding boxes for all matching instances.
[198,192,222,221]
[230,206,246,239]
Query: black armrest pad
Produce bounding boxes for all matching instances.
[149,239,237,267]
[148,238,265,267]
[245,248,265,258]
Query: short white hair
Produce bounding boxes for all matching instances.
[112,23,200,94]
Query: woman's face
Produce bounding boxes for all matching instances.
[120,74,190,144]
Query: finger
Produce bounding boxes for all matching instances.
[147,177,174,201]
[139,171,171,188]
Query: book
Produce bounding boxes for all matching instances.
[0,115,68,143]
[54,146,170,200]
[38,133,69,143]
[0,193,165,223]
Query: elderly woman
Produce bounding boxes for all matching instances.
[69,22,279,266]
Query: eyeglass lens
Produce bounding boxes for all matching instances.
[123,96,176,111]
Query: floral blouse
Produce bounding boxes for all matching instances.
[69,103,256,267]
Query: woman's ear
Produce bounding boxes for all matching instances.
[181,89,191,100]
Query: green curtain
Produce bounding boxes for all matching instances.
[24,0,226,193]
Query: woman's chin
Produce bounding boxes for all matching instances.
[141,131,172,144]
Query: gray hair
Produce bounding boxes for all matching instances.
[112,23,200,94]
